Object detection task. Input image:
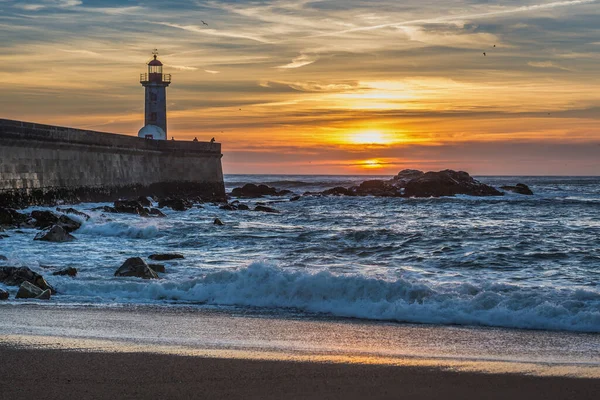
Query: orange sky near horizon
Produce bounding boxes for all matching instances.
[1,0,599,175]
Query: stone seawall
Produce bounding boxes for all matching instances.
[0,119,225,208]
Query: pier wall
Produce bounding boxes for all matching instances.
[0,119,225,207]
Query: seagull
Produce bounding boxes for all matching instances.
[483,52,486,56]
[493,45,496,47]
[201,20,208,26]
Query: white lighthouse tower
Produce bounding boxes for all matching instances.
[138,50,171,140]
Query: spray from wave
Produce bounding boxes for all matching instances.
[58,262,600,333]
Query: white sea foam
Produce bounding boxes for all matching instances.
[56,262,600,333]
[77,221,160,239]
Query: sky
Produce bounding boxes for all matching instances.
[1,0,599,175]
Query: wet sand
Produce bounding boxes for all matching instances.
[1,345,599,400]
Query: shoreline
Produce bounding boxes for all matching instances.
[1,304,599,379]
[1,344,599,400]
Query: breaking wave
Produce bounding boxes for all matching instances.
[58,263,600,333]
[77,221,160,239]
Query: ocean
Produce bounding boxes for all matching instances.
[1,175,598,335]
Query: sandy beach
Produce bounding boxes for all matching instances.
[1,345,599,400]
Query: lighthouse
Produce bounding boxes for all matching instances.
[138,50,171,140]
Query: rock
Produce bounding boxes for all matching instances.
[393,169,424,184]
[290,196,301,202]
[114,257,159,279]
[214,218,224,226]
[34,225,76,242]
[114,200,148,215]
[0,208,29,227]
[149,208,167,217]
[31,210,60,229]
[136,196,153,207]
[220,203,250,211]
[500,183,534,195]
[92,206,117,213]
[149,264,166,273]
[148,253,184,261]
[403,170,503,198]
[254,205,279,213]
[0,266,56,293]
[236,203,250,210]
[16,281,51,300]
[219,204,236,211]
[231,184,292,198]
[57,215,82,233]
[52,267,78,277]
[322,187,355,196]
[158,198,192,211]
[0,234,8,239]
[56,207,91,220]
[0,288,8,300]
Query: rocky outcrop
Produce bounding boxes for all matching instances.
[114,257,159,279]
[52,267,78,277]
[500,183,534,195]
[402,170,503,198]
[149,208,166,217]
[16,281,51,300]
[57,215,82,233]
[214,218,224,226]
[322,187,355,196]
[0,288,8,300]
[0,266,55,293]
[355,180,400,197]
[231,184,292,198]
[0,208,29,228]
[114,200,148,216]
[149,264,166,273]
[31,210,60,229]
[158,198,192,211]
[254,205,279,213]
[392,169,424,184]
[219,201,250,211]
[136,196,153,207]
[148,253,184,261]
[56,207,91,221]
[34,225,76,242]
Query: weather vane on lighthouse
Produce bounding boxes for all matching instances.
[138,49,172,140]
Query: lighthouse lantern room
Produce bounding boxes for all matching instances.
[138,50,171,140]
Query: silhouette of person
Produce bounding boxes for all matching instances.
[193,137,198,142]
[210,137,215,143]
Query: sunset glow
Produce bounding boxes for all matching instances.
[1,0,599,175]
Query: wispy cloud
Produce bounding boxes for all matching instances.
[528,61,572,71]
[276,54,318,69]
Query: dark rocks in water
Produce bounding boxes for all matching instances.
[114,257,159,279]
[354,180,400,197]
[0,233,8,240]
[290,196,301,202]
[52,267,78,277]
[158,198,192,212]
[136,196,153,207]
[220,202,250,211]
[0,266,55,293]
[393,169,424,183]
[16,281,51,300]
[148,253,184,261]
[149,264,166,273]
[57,214,82,233]
[0,208,29,227]
[214,218,224,226]
[0,255,7,261]
[31,210,60,229]
[322,187,355,197]
[92,205,117,213]
[34,225,76,242]
[501,183,534,195]
[149,208,167,217]
[403,170,503,198]
[114,200,148,215]
[254,205,279,213]
[0,288,8,300]
[231,184,292,198]
[56,207,91,221]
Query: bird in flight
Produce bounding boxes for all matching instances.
[483,52,486,56]
[493,45,496,47]
[201,20,208,26]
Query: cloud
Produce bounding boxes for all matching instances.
[204,69,221,74]
[275,54,318,69]
[167,65,199,71]
[528,61,571,71]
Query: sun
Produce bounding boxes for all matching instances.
[362,159,383,169]
[350,130,390,145]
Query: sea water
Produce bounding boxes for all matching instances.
[1,175,599,333]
